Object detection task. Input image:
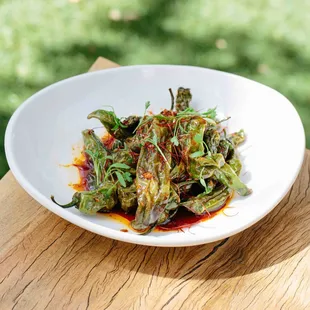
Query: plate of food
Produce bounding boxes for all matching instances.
[5,65,305,246]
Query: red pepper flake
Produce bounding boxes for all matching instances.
[161,109,176,117]
[145,142,155,150]
[143,172,153,179]
[120,229,128,233]
[102,133,116,150]
[129,151,139,163]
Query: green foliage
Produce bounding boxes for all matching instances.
[201,108,217,120]
[170,136,179,146]
[104,108,128,130]
[133,101,151,133]
[105,162,132,187]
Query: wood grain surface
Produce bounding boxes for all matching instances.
[0,57,310,310]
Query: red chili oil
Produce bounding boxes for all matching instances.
[71,154,91,191]
[72,149,231,232]
[102,199,230,232]
[101,133,116,150]
[158,196,233,231]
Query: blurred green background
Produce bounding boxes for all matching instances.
[1,0,310,178]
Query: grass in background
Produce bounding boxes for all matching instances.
[1,0,310,177]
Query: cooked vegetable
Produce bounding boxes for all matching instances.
[118,183,137,212]
[51,182,117,215]
[229,129,246,147]
[131,119,172,232]
[52,87,252,234]
[175,87,192,112]
[182,187,232,214]
[82,129,110,188]
[88,109,135,140]
[215,163,252,196]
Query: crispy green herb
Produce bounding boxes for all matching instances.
[201,107,217,120]
[229,129,246,147]
[133,101,151,133]
[52,86,252,234]
[104,163,132,187]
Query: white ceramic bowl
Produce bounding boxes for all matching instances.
[5,65,305,247]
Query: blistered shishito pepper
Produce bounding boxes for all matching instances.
[51,182,117,215]
[121,115,141,134]
[175,87,192,112]
[170,161,187,181]
[218,138,234,160]
[178,116,207,169]
[228,157,242,176]
[82,129,110,188]
[125,117,153,152]
[182,187,232,215]
[156,186,180,226]
[229,129,245,147]
[88,109,134,140]
[113,149,135,169]
[204,129,220,154]
[118,183,137,212]
[215,163,252,196]
[131,119,172,233]
[51,87,252,235]
[189,153,225,180]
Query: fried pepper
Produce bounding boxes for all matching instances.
[51,182,117,215]
[131,119,172,232]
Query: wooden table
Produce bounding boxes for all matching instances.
[1,57,310,310]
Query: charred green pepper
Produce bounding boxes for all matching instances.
[51,182,117,215]
[118,182,137,212]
